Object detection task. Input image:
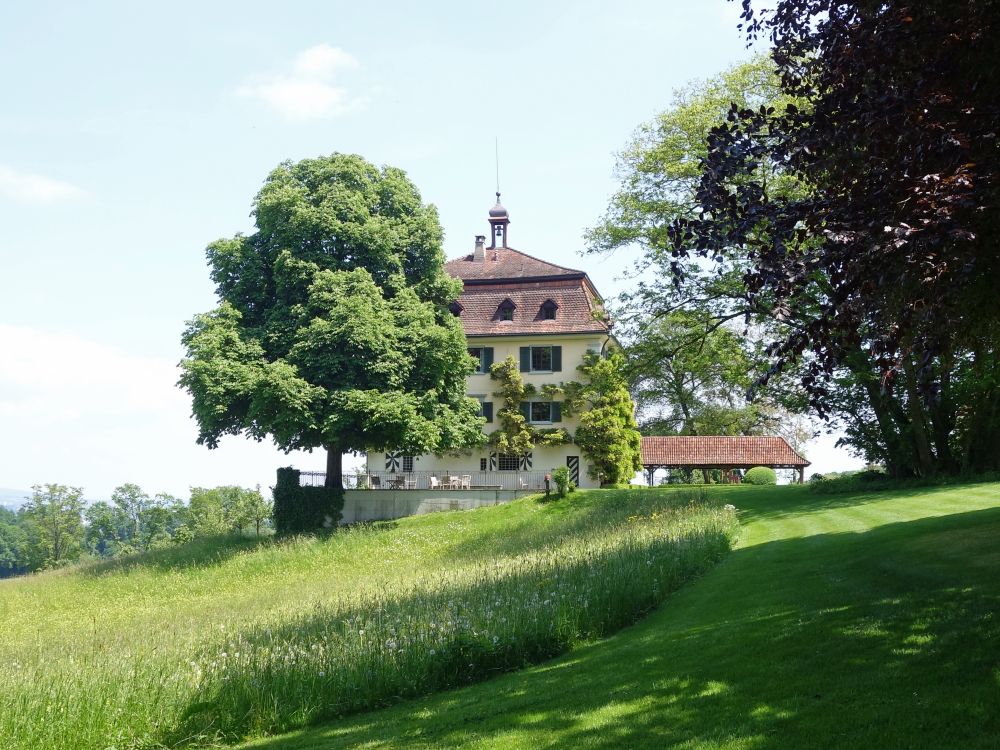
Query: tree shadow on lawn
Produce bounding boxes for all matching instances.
[244,506,1000,750]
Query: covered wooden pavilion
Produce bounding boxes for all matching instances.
[641,436,810,485]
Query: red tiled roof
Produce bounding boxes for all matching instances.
[640,436,810,468]
[456,283,610,336]
[445,246,585,282]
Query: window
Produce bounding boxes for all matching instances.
[402,456,414,472]
[469,348,484,372]
[468,347,493,374]
[472,395,493,422]
[497,299,516,321]
[449,301,463,317]
[540,300,558,320]
[498,453,520,471]
[480,458,488,471]
[523,401,562,423]
[520,345,562,373]
[531,346,552,371]
[530,402,551,422]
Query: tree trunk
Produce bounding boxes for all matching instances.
[902,354,936,477]
[862,379,911,477]
[930,347,958,474]
[325,444,343,489]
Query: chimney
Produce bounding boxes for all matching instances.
[474,235,486,262]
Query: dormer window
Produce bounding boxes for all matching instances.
[449,301,463,317]
[540,299,558,320]
[497,299,516,322]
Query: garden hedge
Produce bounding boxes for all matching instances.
[744,467,777,485]
[273,467,344,534]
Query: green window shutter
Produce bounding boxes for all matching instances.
[520,402,531,420]
[552,346,562,372]
[484,347,494,369]
[483,401,493,423]
[520,347,531,372]
[551,401,561,422]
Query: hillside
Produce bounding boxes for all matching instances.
[239,481,1000,750]
[0,486,735,750]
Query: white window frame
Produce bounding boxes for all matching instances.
[529,345,553,373]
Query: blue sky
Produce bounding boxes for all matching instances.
[0,1,862,499]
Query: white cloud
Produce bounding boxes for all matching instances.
[236,44,366,120]
[0,164,83,204]
[292,44,358,79]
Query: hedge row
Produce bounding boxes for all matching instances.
[273,468,344,535]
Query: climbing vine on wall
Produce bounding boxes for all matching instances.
[489,356,573,450]
[562,352,642,485]
[489,356,535,455]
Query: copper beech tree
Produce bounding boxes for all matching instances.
[665,1,1000,475]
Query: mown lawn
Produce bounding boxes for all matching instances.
[240,482,1000,750]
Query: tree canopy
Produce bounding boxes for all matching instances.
[179,154,485,486]
[594,6,999,477]
[589,56,813,455]
[665,1,1000,476]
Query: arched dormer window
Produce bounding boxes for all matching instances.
[449,301,463,317]
[540,299,559,320]
[496,298,516,322]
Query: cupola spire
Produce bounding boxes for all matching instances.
[487,192,509,249]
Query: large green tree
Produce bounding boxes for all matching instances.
[180,154,484,488]
[589,57,812,450]
[22,484,85,567]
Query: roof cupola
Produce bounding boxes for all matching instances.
[487,192,509,249]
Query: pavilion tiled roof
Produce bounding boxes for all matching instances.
[445,246,585,282]
[640,436,810,468]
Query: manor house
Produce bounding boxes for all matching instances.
[363,195,616,490]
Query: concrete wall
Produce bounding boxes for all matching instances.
[340,488,530,525]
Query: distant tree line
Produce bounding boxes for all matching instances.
[0,483,271,578]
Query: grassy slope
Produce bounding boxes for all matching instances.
[0,487,733,749]
[241,482,1000,750]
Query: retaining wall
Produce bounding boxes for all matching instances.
[339,489,531,525]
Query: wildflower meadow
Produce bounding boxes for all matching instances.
[0,488,737,749]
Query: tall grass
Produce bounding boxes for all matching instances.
[0,489,737,749]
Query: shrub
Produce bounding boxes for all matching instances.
[744,467,777,485]
[552,466,575,497]
[273,468,344,535]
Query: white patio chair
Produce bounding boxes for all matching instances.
[460,475,471,490]
[430,476,440,490]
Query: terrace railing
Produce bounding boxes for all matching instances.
[299,469,551,492]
